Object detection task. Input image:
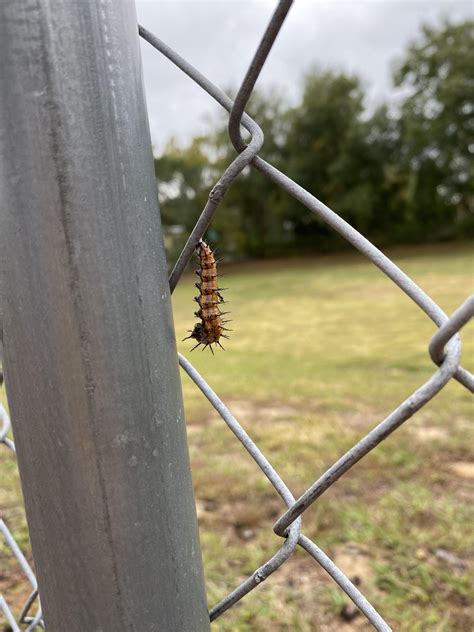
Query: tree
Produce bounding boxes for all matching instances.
[394,20,474,239]
[154,137,218,261]
[154,137,213,228]
[153,19,473,259]
[154,90,291,259]
[210,89,291,257]
[283,70,380,249]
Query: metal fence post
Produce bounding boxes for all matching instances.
[0,1,209,630]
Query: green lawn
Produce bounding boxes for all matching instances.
[1,243,473,630]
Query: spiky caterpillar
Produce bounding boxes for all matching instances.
[183,240,230,353]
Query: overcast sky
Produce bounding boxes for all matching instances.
[135,1,472,153]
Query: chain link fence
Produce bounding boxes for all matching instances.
[1,1,473,630]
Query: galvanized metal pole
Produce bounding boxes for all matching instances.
[0,1,209,630]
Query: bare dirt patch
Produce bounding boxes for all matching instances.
[196,496,283,541]
[264,551,377,631]
[410,425,448,442]
[331,544,375,587]
[448,461,474,479]
[0,563,32,630]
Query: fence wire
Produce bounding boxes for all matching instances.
[1,1,473,630]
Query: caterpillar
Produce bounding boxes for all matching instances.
[183,239,230,354]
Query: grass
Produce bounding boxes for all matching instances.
[1,242,473,630]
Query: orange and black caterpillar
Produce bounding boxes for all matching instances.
[183,240,230,353]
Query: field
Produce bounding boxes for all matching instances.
[1,243,473,631]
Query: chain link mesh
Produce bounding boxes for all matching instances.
[1,1,473,629]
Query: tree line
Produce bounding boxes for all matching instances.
[155,20,473,259]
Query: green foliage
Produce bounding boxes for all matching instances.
[211,90,291,257]
[394,20,474,240]
[284,71,369,247]
[154,137,217,261]
[155,19,473,258]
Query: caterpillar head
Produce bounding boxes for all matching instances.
[187,322,207,343]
